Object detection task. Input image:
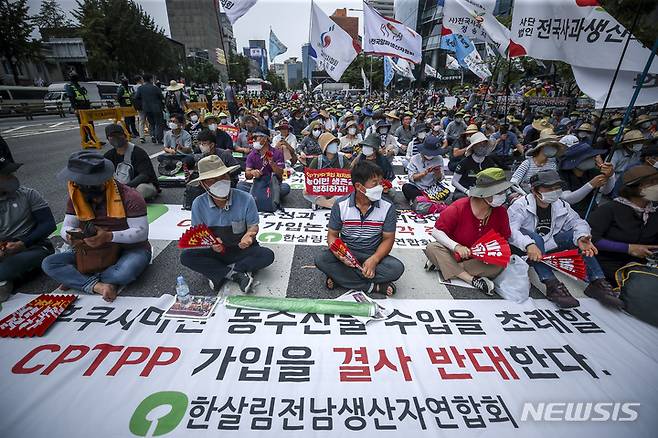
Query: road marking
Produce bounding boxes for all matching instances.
[48,121,68,128]
[2,126,27,134]
[149,151,164,159]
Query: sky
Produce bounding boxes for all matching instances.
[26,0,365,61]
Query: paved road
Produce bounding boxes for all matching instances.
[3,123,558,303]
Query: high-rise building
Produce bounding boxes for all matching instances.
[370,0,395,19]
[301,43,316,81]
[218,12,237,56]
[243,40,268,79]
[283,57,303,89]
[330,9,359,42]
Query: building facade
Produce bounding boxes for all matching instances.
[330,8,359,42]
[283,57,303,90]
[370,0,395,18]
[301,43,316,81]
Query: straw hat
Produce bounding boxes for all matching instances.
[465,124,480,135]
[166,80,184,91]
[318,132,339,153]
[576,123,595,133]
[532,118,553,131]
[188,155,240,187]
[619,129,647,146]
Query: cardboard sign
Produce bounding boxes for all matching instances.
[304,168,354,197]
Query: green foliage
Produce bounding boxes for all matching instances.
[341,54,383,90]
[228,54,250,84]
[0,0,41,84]
[33,0,73,30]
[182,61,219,85]
[266,70,286,92]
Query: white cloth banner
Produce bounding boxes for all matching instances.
[361,67,370,91]
[309,2,359,81]
[510,0,658,74]
[220,0,258,24]
[572,66,658,109]
[442,0,511,56]
[390,57,416,81]
[446,54,461,70]
[1,293,657,437]
[424,64,441,79]
[363,1,422,64]
[463,49,492,80]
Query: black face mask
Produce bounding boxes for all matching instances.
[0,176,19,199]
[109,137,127,149]
[78,184,105,203]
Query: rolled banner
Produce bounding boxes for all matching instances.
[225,295,375,318]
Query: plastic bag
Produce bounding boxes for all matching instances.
[493,254,530,303]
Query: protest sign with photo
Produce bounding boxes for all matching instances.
[304,168,353,196]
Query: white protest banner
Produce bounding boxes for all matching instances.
[446,54,461,70]
[390,57,416,81]
[1,293,657,437]
[442,0,511,55]
[444,96,459,109]
[463,48,492,80]
[147,205,438,249]
[509,0,658,75]
[309,3,359,81]
[221,0,258,24]
[572,66,658,109]
[424,63,441,79]
[363,1,422,64]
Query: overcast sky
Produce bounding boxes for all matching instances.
[27,0,365,60]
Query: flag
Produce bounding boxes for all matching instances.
[309,2,360,81]
[361,67,370,91]
[363,1,422,64]
[424,63,441,79]
[222,0,258,24]
[442,0,510,55]
[446,54,461,70]
[383,56,394,86]
[260,54,268,78]
[441,29,491,78]
[572,66,658,109]
[390,57,416,81]
[485,43,496,60]
[269,29,287,61]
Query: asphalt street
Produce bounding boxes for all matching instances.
[2,115,553,302]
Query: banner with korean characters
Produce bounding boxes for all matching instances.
[1,293,657,437]
[147,205,438,249]
[304,168,353,197]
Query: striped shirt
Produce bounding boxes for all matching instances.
[328,193,397,254]
[511,157,558,185]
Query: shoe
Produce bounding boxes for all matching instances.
[424,260,436,272]
[231,272,254,294]
[544,279,580,308]
[151,137,157,143]
[584,279,624,309]
[471,276,495,296]
[140,137,146,144]
[0,280,13,302]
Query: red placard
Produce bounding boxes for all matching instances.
[0,294,77,337]
[219,124,239,143]
[304,168,354,197]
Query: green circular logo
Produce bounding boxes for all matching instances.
[130,391,188,436]
[258,231,283,243]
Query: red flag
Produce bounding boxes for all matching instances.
[330,238,362,270]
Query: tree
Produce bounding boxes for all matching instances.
[228,54,250,84]
[0,0,41,85]
[266,70,285,92]
[341,54,383,90]
[33,0,73,31]
[182,61,220,85]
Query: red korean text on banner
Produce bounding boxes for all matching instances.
[0,294,76,337]
[219,125,239,143]
[304,168,354,197]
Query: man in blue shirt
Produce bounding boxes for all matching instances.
[490,124,523,169]
[180,155,274,293]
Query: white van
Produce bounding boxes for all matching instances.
[44,81,120,113]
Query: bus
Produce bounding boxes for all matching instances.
[44,81,122,113]
[0,86,48,115]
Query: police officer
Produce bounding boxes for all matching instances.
[117,77,138,138]
[189,86,199,103]
[65,71,95,143]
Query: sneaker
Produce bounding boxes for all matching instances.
[544,279,580,308]
[0,280,13,302]
[151,137,157,143]
[139,137,146,144]
[471,276,495,296]
[231,272,254,294]
[584,279,624,309]
[424,260,436,272]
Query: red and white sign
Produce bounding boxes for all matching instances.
[0,294,76,337]
[219,124,240,143]
[304,168,353,197]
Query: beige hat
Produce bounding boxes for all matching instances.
[318,132,339,153]
[167,80,184,91]
[187,155,240,187]
[635,114,657,125]
[384,110,399,120]
[576,122,595,133]
[532,118,553,131]
[465,124,480,135]
[619,129,647,146]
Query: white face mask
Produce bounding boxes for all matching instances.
[220,118,227,125]
[378,127,389,135]
[252,141,263,150]
[539,189,562,204]
[326,142,339,155]
[190,115,199,123]
[168,122,178,130]
[641,185,658,202]
[312,129,321,138]
[425,118,432,124]
[208,123,217,132]
[631,144,644,152]
[361,184,383,202]
[455,117,463,123]
[488,193,506,208]
[207,179,231,198]
[362,146,374,157]
[432,125,441,132]
[348,127,357,135]
[199,144,213,154]
[542,145,558,158]
[577,132,590,140]
[417,132,427,140]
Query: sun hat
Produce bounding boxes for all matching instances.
[619,129,647,146]
[559,143,607,170]
[187,155,240,187]
[418,135,445,157]
[166,80,184,91]
[468,168,512,198]
[622,164,658,188]
[576,123,595,133]
[530,169,563,189]
[318,132,339,153]
[532,118,553,131]
[58,151,114,185]
[465,124,480,135]
[468,131,489,148]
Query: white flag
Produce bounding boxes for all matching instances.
[572,66,658,109]
[446,54,461,70]
[309,3,359,81]
[462,49,492,79]
[390,57,416,81]
[221,0,258,24]
[361,68,370,90]
[424,64,441,79]
[363,1,422,64]
[510,0,658,74]
[443,0,510,56]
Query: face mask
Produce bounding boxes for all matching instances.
[199,143,213,155]
[540,189,562,204]
[168,122,178,130]
[576,157,597,171]
[631,144,644,152]
[207,179,231,199]
[577,132,590,140]
[639,184,658,201]
[326,142,339,155]
[109,137,127,148]
[208,123,217,132]
[488,193,506,208]
[474,146,488,156]
[0,177,19,197]
[640,121,652,129]
[190,115,199,123]
[219,118,227,125]
[348,127,357,135]
[312,129,321,138]
[362,146,374,157]
[570,116,577,122]
[361,184,383,202]
[417,132,427,140]
[425,118,432,124]
[252,141,263,150]
[432,126,441,132]
[542,145,558,158]
[378,127,389,135]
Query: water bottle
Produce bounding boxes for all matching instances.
[176,276,190,304]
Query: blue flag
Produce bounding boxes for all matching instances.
[260,54,268,78]
[440,32,475,69]
[383,56,394,87]
[269,28,287,62]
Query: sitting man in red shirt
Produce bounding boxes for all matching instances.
[424,167,512,295]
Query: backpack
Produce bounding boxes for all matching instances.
[317,154,344,169]
[165,91,181,114]
[251,174,280,213]
[614,262,658,327]
[114,143,134,184]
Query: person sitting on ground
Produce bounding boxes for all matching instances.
[490,123,524,169]
[424,168,512,296]
[42,151,151,302]
[339,120,363,158]
[452,132,497,200]
[201,114,234,152]
[588,165,658,282]
[611,129,646,179]
[272,120,298,166]
[163,113,193,155]
[394,113,415,152]
[185,109,203,145]
[314,159,404,297]
[447,123,479,171]
[0,159,56,301]
[444,109,468,149]
[558,136,616,218]
[510,128,565,189]
[181,155,274,293]
[299,120,325,166]
[373,119,399,158]
[239,127,290,205]
[401,135,445,203]
[507,170,623,309]
[404,123,429,164]
[304,132,351,210]
[103,124,159,201]
[574,122,595,145]
[233,114,259,155]
[352,134,396,200]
